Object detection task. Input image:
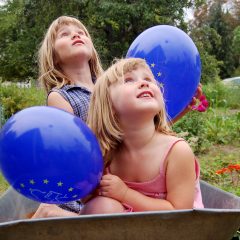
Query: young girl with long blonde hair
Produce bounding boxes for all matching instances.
[38,15,103,121]
[32,16,103,218]
[81,58,204,214]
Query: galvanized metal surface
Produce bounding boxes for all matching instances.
[0,209,240,240]
[0,181,239,240]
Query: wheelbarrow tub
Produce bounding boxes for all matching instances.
[0,180,239,240]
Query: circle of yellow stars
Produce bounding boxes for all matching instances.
[17,179,79,198]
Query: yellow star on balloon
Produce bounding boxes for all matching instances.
[29,179,35,185]
[57,181,63,187]
[68,187,74,192]
[158,82,164,88]
[43,179,49,184]
[157,72,161,77]
[151,63,155,68]
[20,183,25,188]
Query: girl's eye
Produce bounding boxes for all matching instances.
[124,77,134,83]
[59,32,68,37]
[145,77,152,82]
[145,77,157,84]
[78,30,85,35]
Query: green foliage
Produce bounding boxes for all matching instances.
[204,81,240,109]
[190,27,222,84]
[233,26,240,56]
[173,82,240,153]
[199,147,240,196]
[173,111,210,154]
[77,0,194,66]
[0,173,8,194]
[0,84,45,125]
[0,0,197,81]
[208,2,237,78]
[204,109,240,145]
[191,0,240,79]
[173,82,240,201]
[0,0,88,81]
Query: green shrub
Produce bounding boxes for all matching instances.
[204,110,240,145]
[0,84,45,126]
[172,111,210,154]
[204,81,240,109]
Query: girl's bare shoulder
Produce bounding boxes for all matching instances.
[156,133,184,145]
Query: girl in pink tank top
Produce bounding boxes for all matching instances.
[82,58,204,214]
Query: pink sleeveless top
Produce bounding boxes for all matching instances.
[107,139,204,210]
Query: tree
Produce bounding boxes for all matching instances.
[0,0,87,82]
[0,0,202,82]
[232,25,240,75]
[190,26,222,83]
[191,0,240,79]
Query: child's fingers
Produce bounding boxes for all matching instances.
[99,186,109,196]
[99,190,108,196]
[101,174,114,180]
[189,97,197,107]
[100,179,110,187]
[195,85,203,99]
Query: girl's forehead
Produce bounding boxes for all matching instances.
[124,66,153,76]
[57,23,83,32]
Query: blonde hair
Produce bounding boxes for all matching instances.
[38,16,103,93]
[87,58,175,165]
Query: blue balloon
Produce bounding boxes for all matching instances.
[126,25,201,120]
[0,106,103,204]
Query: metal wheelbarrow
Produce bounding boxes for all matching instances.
[0,180,239,240]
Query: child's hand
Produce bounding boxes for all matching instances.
[171,84,204,124]
[31,203,78,218]
[99,174,129,202]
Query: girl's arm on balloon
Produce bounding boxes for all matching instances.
[171,84,203,124]
[31,203,79,219]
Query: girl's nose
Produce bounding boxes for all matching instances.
[139,80,149,88]
[71,32,80,40]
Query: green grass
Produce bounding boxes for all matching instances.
[198,144,240,196]
[0,173,9,195]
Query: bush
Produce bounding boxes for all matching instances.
[0,84,45,126]
[203,81,240,109]
[173,111,210,154]
[172,81,240,154]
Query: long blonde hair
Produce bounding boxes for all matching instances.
[38,16,103,93]
[87,58,175,165]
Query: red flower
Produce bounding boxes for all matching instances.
[192,94,209,112]
[199,95,206,101]
[201,99,209,108]
[215,167,231,174]
[197,105,207,112]
[228,164,240,171]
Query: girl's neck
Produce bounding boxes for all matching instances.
[121,120,156,152]
[61,61,94,91]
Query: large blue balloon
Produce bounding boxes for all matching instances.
[126,25,201,120]
[0,106,103,204]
